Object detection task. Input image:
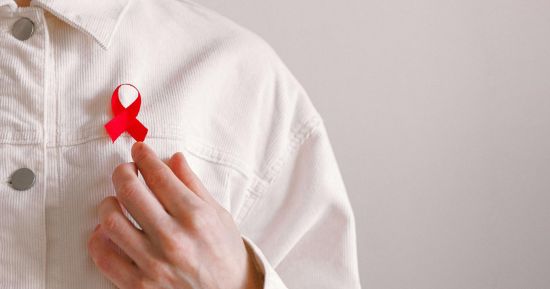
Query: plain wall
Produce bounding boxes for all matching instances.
[195,1,550,288]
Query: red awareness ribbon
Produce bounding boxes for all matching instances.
[104,83,148,142]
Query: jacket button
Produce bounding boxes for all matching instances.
[12,17,35,41]
[9,168,36,191]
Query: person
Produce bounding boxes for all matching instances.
[0,0,362,288]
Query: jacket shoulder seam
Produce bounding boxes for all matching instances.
[234,114,323,224]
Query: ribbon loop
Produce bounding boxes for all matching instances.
[104,84,148,142]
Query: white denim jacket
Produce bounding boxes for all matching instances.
[0,0,361,288]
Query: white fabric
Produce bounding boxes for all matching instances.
[0,0,361,288]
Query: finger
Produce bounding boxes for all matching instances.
[167,152,220,208]
[88,226,141,289]
[112,162,171,236]
[98,196,157,270]
[131,142,204,216]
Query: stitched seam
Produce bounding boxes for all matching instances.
[44,134,255,180]
[47,125,253,174]
[262,115,322,183]
[234,175,267,225]
[235,114,323,225]
[39,8,49,289]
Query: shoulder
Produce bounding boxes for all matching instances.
[131,0,323,181]
[137,0,271,51]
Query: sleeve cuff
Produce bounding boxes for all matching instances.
[241,234,288,289]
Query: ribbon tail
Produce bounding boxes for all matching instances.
[127,119,148,142]
[105,116,127,143]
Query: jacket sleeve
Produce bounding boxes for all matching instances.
[237,116,362,289]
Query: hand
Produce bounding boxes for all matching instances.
[87,142,264,289]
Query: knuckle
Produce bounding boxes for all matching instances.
[144,258,169,278]
[87,233,99,253]
[185,174,200,189]
[130,277,149,289]
[102,212,120,233]
[150,215,172,234]
[163,236,186,257]
[116,180,141,201]
[146,170,169,188]
[217,206,234,222]
[94,254,112,272]
[188,206,217,232]
[157,226,183,253]
[112,163,130,182]
[154,226,190,265]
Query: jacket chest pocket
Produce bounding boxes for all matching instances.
[51,135,251,226]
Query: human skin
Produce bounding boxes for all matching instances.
[87,142,264,289]
[13,1,263,287]
[15,0,31,7]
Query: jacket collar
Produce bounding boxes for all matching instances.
[3,0,132,50]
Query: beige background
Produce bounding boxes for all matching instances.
[195,0,550,288]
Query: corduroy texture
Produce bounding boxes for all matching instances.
[0,0,361,288]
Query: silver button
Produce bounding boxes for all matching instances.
[9,168,36,191]
[12,17,35,41]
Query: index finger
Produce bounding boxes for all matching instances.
[111,162,170,236]
[131,142,204,216]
